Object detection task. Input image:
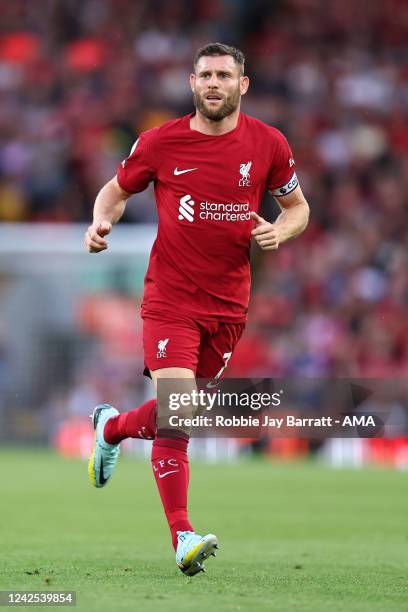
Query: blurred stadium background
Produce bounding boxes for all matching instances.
[0,0,407,467]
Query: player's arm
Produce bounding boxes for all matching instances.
[85,129,158,253]
[250,185,309,250]
[84,176,131,253]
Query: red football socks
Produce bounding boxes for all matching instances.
[103,400,193,550]
[151,436,193,550]
[103,399,157,444]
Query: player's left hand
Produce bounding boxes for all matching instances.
[250,211,281,250]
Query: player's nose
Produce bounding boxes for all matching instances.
[207,74,220,88]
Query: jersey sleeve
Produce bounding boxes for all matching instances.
[116,128,158,194]
[267,130,299,197]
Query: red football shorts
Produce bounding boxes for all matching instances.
[142,310,245,380]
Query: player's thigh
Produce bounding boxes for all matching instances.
[150,367,195,389]
[143,314,201,431]
[151,367,198,434]
[197,322,245,380]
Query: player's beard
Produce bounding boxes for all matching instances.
[193,85,241,122]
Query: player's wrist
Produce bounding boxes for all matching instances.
[92,218,112,228]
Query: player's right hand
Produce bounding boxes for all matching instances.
[84,221,112,253]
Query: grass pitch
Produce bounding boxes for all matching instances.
[0,449,407,611]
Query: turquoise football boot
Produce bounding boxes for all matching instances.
[176,531,219,576]
[88,404,120,488]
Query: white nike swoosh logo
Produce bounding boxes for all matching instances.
[158,469,180,478]
[174,167,198,175]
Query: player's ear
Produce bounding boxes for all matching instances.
[240,75,249,96]
[189,73,196,93]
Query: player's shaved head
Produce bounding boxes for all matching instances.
[193,43,245,76]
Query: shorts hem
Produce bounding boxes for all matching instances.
[143,361,197,377]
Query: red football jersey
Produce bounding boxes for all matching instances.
[117,112,298,322]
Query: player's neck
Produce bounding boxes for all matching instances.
[190,108,241,136]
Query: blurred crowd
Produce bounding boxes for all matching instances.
[0,0,407,385]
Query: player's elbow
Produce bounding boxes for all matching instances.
[288,198,309,235]
[300,200,310,232]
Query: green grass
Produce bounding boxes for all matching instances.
[0,449,407,611]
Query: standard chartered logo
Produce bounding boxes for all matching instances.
[178,194,195,222]
[200,201,250,221]
[178,195,250,223]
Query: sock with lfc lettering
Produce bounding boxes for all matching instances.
[151,434,193,550]
[103,399,157,443]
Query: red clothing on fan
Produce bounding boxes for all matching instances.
[116,112,298,322]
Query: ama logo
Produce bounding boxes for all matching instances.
[178,194,195,222]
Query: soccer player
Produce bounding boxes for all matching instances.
[85,43,309,576]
